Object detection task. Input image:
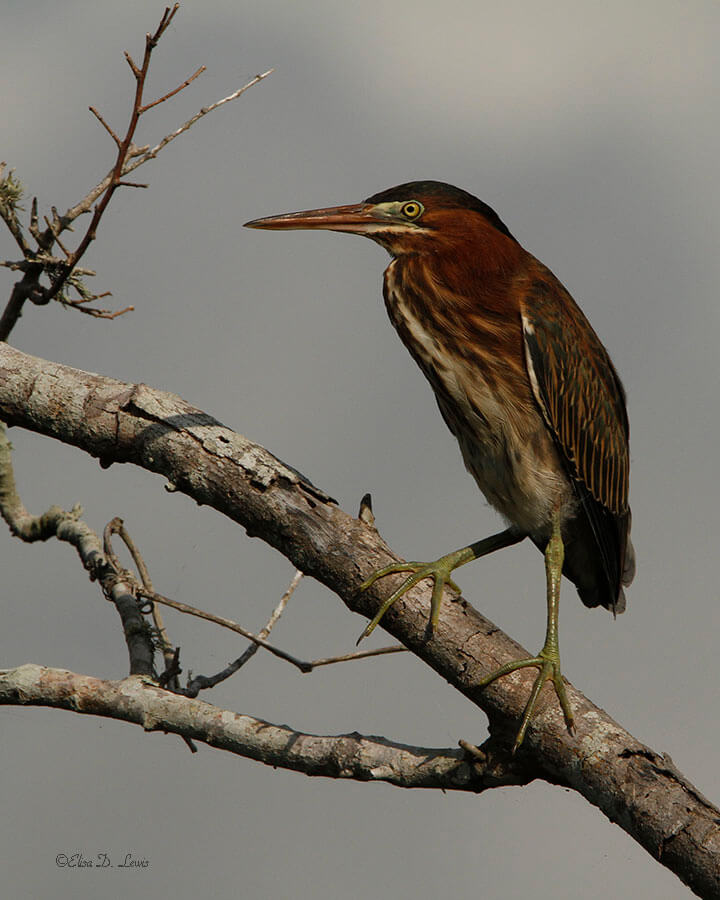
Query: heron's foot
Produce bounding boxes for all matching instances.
[478,647,574,753]
[357,547,470,644]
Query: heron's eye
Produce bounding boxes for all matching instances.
[401,201,423,220]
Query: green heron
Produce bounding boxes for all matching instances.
[245,181,634,750]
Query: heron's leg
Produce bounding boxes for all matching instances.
[357,526,525,643]
[477,510,574,752]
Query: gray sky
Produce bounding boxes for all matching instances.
[2,1,719,897]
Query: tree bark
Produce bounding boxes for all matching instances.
[1,342,718,898]
[0,664,533,790]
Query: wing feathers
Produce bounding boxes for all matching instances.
[520,269,631,607]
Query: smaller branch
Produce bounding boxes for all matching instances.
[141,578,406,686]
[157,647,182,688]
[0,276,47,340]
[104,517,174,669]
[121,70,275,178]
[41,4,182,307]
[41,215,73,262]
[0,423,154,675]
[155,645,197,753]
[29,197,39,239]
[0,259,91,273]
[65,290,112,306]
[49,228,71,260]
[183,569,303,696]
[138,65,206,114]
[124,51,141,78]
[139,588,313,673]
[40,69,274,251]
[65,303,134,320]
[89,106,122,148]
[150,4,179,47]
[115,181,149,189]
[309,645,407,668]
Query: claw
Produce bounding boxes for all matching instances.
[357,562,444,643]
[356,529,525,644]
[478,651,574,753]
[357,552,467,643]
[359,562,419,593]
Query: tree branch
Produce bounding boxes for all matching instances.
[0,664,530,791]
[0,343,718,897]
[0,423,154,675]
[0,8,272,340]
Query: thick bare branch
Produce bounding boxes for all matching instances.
[0,665,530,792]
[0,343,718,897]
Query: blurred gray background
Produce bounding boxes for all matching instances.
[2,1,718,897]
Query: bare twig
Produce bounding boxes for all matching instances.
[65,303,134,320]
[49,228,71,260]
[137,579,406,684]
[181,570,406,696]
[57,68,274,234]
[0,7,272,341]
[124,70,274,178]
[183,569,303,696]
[42,6,184,306]
[138,65,206,114]
[308,645,407,668]
[89,106,122,147]
[29,197,39,240]
[138,588,313,673]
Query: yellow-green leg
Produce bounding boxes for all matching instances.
[357,526,524,644]
[478,511,574,752]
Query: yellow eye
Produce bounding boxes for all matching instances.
[401,201,423,220]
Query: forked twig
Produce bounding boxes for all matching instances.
[0,7,272,340]
[138,65,206,114]
[120,69,274,179]
[183,569,303,696]
[138,587,314,673]
[43,5,185,306]
[138,584,408,684]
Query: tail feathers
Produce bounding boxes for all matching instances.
[531,505,634,615]
[622,531,636,587]
[562,508,634,615]
[577,582,626,614]
[574,529,634,614]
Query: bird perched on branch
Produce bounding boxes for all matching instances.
[245,181,634,750]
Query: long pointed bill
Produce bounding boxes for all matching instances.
[244,203,381,234]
